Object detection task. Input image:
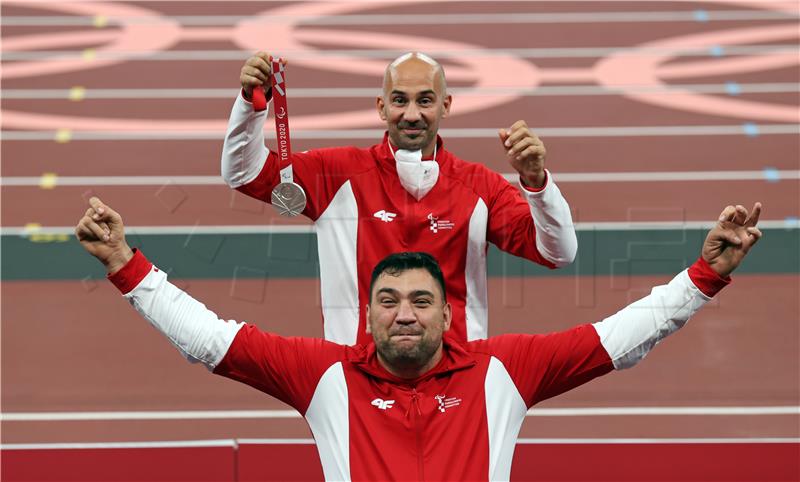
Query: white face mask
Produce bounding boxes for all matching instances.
[391,145,440,201]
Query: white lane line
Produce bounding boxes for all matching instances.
[1,176,226,186]
[2,45,796,61]
[526,406,800,416]
[1,406,798,422]
[238,439,318,445]
[4,437,796,450]
[1,225,316,236]
[4,83,799,99]
[515,438,800,444]
[4,170,796,187]
[1,440,238,450]
[3,124,798,141]
[2,220,798,237]
[511,170,800,183]
[3,10,797,26]
[0,410,300,422]
[568,220,799,231]
[241,437,800,445]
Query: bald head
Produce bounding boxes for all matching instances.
[383,52,447,96]
[377,52,452,155]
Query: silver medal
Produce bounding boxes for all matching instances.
[271,181,307,217]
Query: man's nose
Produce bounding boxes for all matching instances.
[403,102,421,122]
[395,300,416,324]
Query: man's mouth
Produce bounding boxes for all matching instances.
[391,335,421,346]
[399,126,425,136]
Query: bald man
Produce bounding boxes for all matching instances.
[220,51,578,346]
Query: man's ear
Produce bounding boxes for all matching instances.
[365,304,372,334]
[442,302,452,332]
[441,94,452,118]
[376,96,387,121]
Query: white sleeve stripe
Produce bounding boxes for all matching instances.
[124,267,244,371]
[305,363,350,480]
[316,181,360,345]
[485,357,527,481]
[221,93,269,188]
[592,270,711,370]
[518,170,578,267]
[465,198,489,341]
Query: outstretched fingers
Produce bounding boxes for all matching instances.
[745,202,762,227]
[718,203,760,227]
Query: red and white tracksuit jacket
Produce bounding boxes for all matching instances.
[221,93,578,345]
[110,250,729,481]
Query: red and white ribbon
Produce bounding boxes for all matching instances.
[252,59,295,183]
[270,59,295,183]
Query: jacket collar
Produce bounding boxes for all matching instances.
[350,332,476,385]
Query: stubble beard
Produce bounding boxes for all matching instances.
[390,122,435,152]
[376,332,439,371]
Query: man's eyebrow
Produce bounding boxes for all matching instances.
[375,288,436,299]
[389,89,437,97]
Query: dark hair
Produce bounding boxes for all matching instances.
[369,252,447,302]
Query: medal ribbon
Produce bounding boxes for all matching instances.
[270,59,295,184]
[253,58,307,217]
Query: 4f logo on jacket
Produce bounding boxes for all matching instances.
[373,210,397,223]
[371,398,395,410]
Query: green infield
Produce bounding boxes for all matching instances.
[2,228,797,281]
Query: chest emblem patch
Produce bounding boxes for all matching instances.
[435,394,462,412]
[427,213,454,233]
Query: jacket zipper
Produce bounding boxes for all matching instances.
[411,388,424,480]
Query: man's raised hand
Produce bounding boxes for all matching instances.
[498,120,547,188]
[75,197,133,274]
[239,52,287,100]
[702,202,763,278]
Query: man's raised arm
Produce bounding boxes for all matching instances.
[76,197,243,370]
[593,202,762,369]
[489,203,763,406]
[221,51,280,189]
[489,120,578,268]
[75,197,345,410]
